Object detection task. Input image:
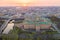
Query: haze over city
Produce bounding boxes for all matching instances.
[0,0,60,40]
[0,0,60,6]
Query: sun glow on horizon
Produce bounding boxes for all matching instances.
[18,0,33,6]
[19,0,31,3]
[23,4,27,6]
[0,0,60,6]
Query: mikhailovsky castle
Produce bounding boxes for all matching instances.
[22,13,52,31]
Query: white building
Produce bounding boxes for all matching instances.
[3,22,14,34]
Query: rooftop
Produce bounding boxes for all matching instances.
[24,17,52,26]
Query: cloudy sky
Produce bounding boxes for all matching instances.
[0,0,60,6]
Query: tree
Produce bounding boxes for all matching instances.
[36,37,41,40]
[2,26,21,40]
[50,16,60,24]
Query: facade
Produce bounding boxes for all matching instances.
[23,20,51,31]
[23,15,52,31]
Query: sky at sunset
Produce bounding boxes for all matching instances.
[0,0,60,6]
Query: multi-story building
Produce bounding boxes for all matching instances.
[22,14,52,31]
